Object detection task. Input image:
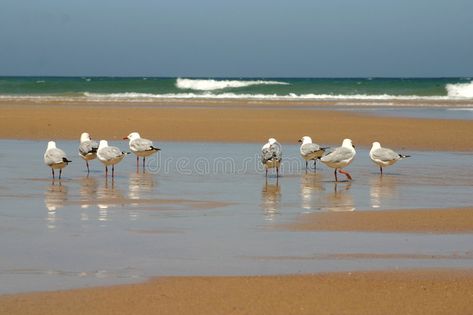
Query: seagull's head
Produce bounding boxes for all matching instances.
[268,138,277,145]
[371,142,381,150]
[47,141,57,150]
[342,138,355,149]
[298,136,312,144]
[80,132,91,143]
[123,132,141,141]
[98,140,109,149]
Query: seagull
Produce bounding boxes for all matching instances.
[97,140,129,177]
[369,142,410,174]
[78,132,99,173]
[44,141,72,179]
[123,132,161,169]
[298,136,326,171]
[320,138,356,182]
[261,138,282,178]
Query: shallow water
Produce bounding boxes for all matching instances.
[0,140,472,294]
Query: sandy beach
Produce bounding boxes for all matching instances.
[1,269,473,315]
[1,99,472,151]
[1,99,473,314]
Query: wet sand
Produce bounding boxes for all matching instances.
[1,100,472,151]
[284,207,473,233]
[1,269,473,315]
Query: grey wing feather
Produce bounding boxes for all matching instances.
[372,148,400,161]
[321,147,353,163]
[261,147,273,164]
[301,143,321,156]
[45,148,67,165]
[100,146,123,160]
[262,143,282,163]
[131,138,153,151]
[79,140,98,156]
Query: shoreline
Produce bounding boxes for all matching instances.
[1,100,472,151]
[1,269,473,314]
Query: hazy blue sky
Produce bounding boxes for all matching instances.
[0,0,472,77]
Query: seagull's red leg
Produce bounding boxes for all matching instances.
[339,169,352,180]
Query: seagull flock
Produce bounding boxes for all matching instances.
[44,132,410,181]
[44,132,159,179]
[262,137,410,181]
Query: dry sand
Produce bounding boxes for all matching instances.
[1,100,472,151]
[1,269,473,315]
[283,207,473,233]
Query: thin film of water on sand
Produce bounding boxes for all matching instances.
[0,140,472,293]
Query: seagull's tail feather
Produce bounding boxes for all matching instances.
[151,146,161,151]
[63,158,72,163]
[399,154,411,158]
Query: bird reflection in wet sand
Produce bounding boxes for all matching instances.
[44,182,68,229]
[261,179,281,221]
[96,178,125,224]
[300,173,325,211]
[79,176,98,209]
[321,181,355,212]
[128,172,156,201]
[369,175,399,209]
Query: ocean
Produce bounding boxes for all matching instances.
[1,77,473,104]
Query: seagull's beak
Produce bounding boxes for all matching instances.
[352,144,356,148]
[298,139,302,143]
[122,137,128,140]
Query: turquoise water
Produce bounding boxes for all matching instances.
[1,77,472,101]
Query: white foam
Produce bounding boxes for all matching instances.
[175,78,289,91]
[446,81,473,98]
[1,92,473,107]
[82,92,473,103]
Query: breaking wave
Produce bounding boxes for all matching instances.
[175,78,289,91]
[446,81,473,98]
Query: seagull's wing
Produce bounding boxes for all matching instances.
[130,138,154,152]
[44,148,67,165]
[271,142,282,160]
[79,140,98,156]
[301,143,322,156]
[321,146,353,163]
[372,148,400,162]
[99,146,124,161]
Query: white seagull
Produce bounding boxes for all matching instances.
[261,138,282,178]
[78,132,99,173]
[320,138,356,182]
[369,142,410,174]
[44,141,71,179]
[298,136,326,171]
[97,140,129,177]
[123,132,161,169]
